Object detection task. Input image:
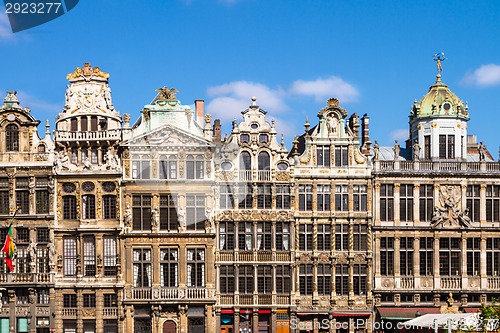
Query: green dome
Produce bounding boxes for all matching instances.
[411,74,469,120]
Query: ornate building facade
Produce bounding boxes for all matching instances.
[0,62,498,333]
[372,72,500,329]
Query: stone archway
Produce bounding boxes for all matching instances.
[163,320,177,333]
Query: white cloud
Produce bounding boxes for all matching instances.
[390,129,408,142]
[207,81,287,115]
[461,64,500,87]
[289,76,359,103]
[0,11,14,40]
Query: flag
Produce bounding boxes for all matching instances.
[1,209,18,272]
[1,222,15,272]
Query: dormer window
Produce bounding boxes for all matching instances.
[250,123,259,130]
[6,124,19,151]
[439,135,455,159]
[259,134,269,143]
[443,102,451,113]
[240,134,250,143]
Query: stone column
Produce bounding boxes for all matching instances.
[481,236,487,290]
[394,236,401,277]
[374,237,381,276]
[414,184,420,225]
[461,238,467,277]
[393,184,400,225]
[480,184,487,225]
[96,289,103,333]
[374,184,380,222]
[414,237,421,278]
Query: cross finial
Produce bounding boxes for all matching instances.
[433,52,446,74]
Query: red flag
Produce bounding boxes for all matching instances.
[1,222,15,272]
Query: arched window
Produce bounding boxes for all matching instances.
[258,151,270,170]
[6,124,19,151]
[240,151,252,170]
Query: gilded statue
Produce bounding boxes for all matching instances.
[155,86,179,100]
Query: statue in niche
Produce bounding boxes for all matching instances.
[123,205,132,228]
[151,207,159,231]
[326,113,337,134]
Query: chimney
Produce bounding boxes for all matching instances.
[195,100,204,126]
[213,119,221,145]
[361,114,372,154]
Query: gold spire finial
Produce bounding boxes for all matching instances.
[433,52,446,75]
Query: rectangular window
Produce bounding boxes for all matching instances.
[83,294,96,308]
[353,264,367,295]
[400,237,414,276]
[132,195,151,231]
[186,156,204,179]
[298,185,312,211]
[219,222,235,251]
[238,222,253,251]
[299,224,313,251]
[104,294,117,308]
[103,236,117,276]
[299,264,313,295]
[133,249,151,287]
[466,185,480,222]
[439,238,461,276]
[467,238,480,276]
[220,265,235,294]
[0,178,8,214]
[335,184,349,211]
[353,224,367,251]
[160,194,178,231]
[37,289,50,304]
[439,135,455,159]
[353,184,367,211]
[335,224,348,251]
[37,228,50,243]
[380,184,394,221]
[63,195,77,220]
[238,265,253,294]
[317,145,330,167]
[83,236,96,277]
[275,222,290,251]
[187,248,205,287]
[16,184,29,215]
[317,264,331,295]
[132,158,151,179]
[317,184,331,211]
[103,195,117,219]
[82,194,96,219]
[16,246,28,273]
[257,223,272,251]
[186,195,205,231]
[380,237,394,276]
[419,184,434,222]
[335,146,349,167]
[159,159,177,179]
[238,184,253,209]
[487,185,500,222]
[487,238,500,276]
[317,224,331,252]
[257,266,272,293]
[424,135,431,160]
[219,185,234,209]
[335,264,349,295]
[160,248,178,287]
[419,237,434,276]
[64,237,77,276]
[276,185,290,210]
[257,184,272,209]
[36,190,49,214]
[276,265,291,294]
[63,294,77,308]
[400,185,414,222]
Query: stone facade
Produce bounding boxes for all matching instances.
[0,63,498,333]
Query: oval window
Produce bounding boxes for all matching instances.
[221,162,232,170]
[277,162,288,170]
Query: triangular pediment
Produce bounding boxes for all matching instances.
[124,124,212,148]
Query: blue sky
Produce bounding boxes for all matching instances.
[1,0,500,154]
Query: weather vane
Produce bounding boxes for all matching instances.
[433,52,446,74]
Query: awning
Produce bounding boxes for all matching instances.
[333,312,371,317]
[403,313,479,329]
[377,307,441,320]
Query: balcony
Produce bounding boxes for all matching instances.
[126,287,215,302]
[400,277,414,289]
[54,129,121,142]
[0,273,53,284]
[440,277,461,289]
[103,308,118,317]
[488,277,500,289]
[62,308,78,317]
[375,160,500,174]
[238,170,272,182]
